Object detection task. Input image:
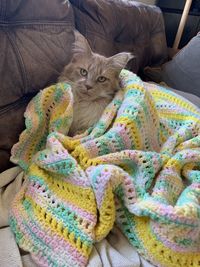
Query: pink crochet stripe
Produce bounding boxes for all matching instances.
[11,197,88,266]
[26,184,96,224]
[151,222,200,253]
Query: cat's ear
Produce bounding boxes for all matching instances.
[108,52,134,70]
[72,31,92,56]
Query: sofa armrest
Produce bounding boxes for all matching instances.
[0,0,75,172]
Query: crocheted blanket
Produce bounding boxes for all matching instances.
[10,70,200,267]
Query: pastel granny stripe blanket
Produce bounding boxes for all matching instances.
[10,70,200,267]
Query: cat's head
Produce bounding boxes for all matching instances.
[59,31,134,99]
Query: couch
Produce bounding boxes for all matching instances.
[0,0,168,172]
[1,1,200,267]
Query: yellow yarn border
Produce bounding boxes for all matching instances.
[134,216,200,267]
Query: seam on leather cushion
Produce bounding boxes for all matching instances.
[5,29,28,93]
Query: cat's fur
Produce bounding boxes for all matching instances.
[58,31,134,136]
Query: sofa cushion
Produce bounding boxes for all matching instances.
[0,0,75,171]
[161,33,200,97]
[70,0,167,73]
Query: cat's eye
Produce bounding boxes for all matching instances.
[97,76,107,83]
[80,68,88,76]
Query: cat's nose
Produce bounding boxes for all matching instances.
[86,84,92,90]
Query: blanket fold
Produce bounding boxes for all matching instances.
[10,70,200,267]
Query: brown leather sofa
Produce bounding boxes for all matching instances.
[0,0,167,172]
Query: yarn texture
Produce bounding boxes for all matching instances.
[10,70,200,267]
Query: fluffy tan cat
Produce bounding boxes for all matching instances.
[58,31,134,136]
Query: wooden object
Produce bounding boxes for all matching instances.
[173,0,193,49]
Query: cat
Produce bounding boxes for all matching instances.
[58,31,134,136]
